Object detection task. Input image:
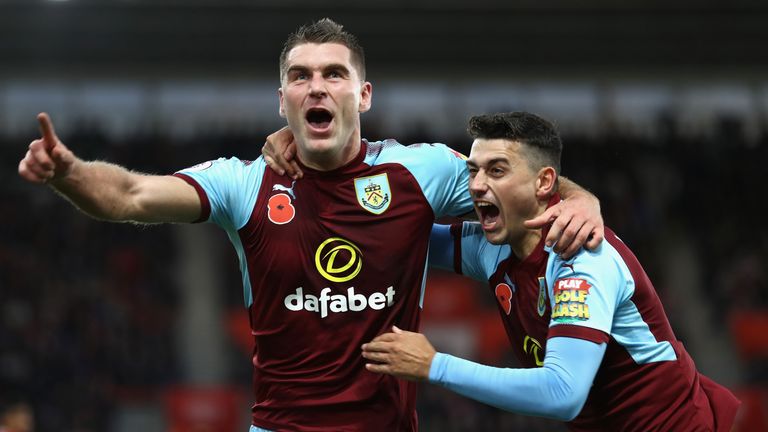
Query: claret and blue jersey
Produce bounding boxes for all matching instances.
[430,195,739,431]
[174,139,472,432]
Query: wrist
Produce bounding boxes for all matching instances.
[565,188,597,204]
[49,157,80,188]
[428,352,447,383]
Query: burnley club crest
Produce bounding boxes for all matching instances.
[354,174,391,215]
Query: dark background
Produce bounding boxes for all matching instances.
[1,1,767,431]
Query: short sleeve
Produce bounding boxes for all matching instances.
[546,244,626,344]
[174,157,266,231]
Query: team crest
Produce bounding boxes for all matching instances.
[537,277,547,317]
[354,174,391,215]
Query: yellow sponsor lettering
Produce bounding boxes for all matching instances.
[568,303,580,317]
[577,290,587,303]
[552,303,566,319]
[568,303,578,317]
[568,303,590,318]
[555,289,588,304]
[552,302,590,320]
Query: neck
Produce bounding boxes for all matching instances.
[510,230,542,261]
[509,199,550,260]
[297,130,362,171]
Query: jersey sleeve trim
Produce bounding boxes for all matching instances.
[173,173,211,223]
[450,223,463,275]
[548,325,609,344]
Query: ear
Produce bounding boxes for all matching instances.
[278,87,286,118]
[358,81,373,113]
[535,167,558,200]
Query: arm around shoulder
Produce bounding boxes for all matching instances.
[524,176,604,257]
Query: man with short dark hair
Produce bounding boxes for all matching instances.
[19,19,603,431]
[362,112,740,431]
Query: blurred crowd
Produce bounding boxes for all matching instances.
[1,115,766,431]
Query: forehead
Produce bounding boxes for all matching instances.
[285,42,353,68]
[468,138,524,164]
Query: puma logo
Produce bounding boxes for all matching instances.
[272,180,297,200]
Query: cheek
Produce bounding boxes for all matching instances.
[337,93,360,117]
[336,85,360,103]
[499,185,530,215]
[283,96,303,116]
[283,87,303,104]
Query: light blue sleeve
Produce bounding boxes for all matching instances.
[428,224,454,271]
[545,244,624,335]
[427,221,509,280]
[458,222,511,282]
[547,241,677,364]
[428,336,606,421]
[175,157,266,232]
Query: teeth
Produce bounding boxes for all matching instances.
[476,202,493,207]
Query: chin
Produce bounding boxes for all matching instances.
[484,230,508,246]
[302,135,337,152]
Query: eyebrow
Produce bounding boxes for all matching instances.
[323,63,351,74]
[285,65,309,76]
[285,63,351,76]
[466,157,509,168]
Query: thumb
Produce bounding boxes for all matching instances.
[392,325,403,334]
[37,112,58,152]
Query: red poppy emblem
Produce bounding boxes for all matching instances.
[495,283,513,315]
[267,193,295,225]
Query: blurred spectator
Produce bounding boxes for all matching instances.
[0,402,34,432]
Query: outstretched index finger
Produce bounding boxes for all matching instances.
[37,113,58,151]
[523,205,557,230]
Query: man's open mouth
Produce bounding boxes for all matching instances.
[476,201,500,230]
[306,108,333,130]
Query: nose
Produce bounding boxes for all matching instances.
[308,73,327,97]
[469,170,488,197]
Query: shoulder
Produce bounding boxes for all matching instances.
[545,239,629,299]
[177,156,266,176]
[548,238,623,272]
[174,156,268,209]
[365,139,466,169]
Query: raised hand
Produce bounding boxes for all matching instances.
[262,126,303,179]
[18,113,76,184]
[524,193,604,259]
